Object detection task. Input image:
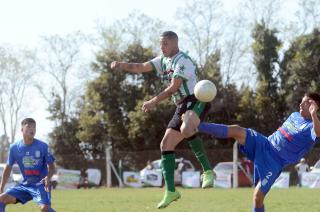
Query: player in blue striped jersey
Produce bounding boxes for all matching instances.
[196,92,320,212]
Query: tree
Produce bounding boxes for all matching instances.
[96,10,168,53]
[48,116,86,169]
[176,0,255,86]
[175,0,223,67]
[35,31,88,125]
[280,29,320,114]
[220,14,252,85]
[251,22,283,134]
[34,32,91,167]
[0,45,35,146]
[236,86,258,128]
[199,51,242,148]
[242,0,282,29]
[293,0,320,35]
[77,42,160,168]
[0,135,9,163]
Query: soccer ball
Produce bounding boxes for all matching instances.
[194,80,217,102]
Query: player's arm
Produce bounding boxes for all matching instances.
[110,61,153,73]
[142,77,182,112]
[0,165,12,193]
[43,163,55,192]
[153,77,182,103]
[310,100,320,137]
[47,163,56,180]
[313,115,320,137]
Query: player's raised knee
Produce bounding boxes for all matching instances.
[0,193,16,205]
[40,204,56,212]
[228,125,246,143]
[180,110,200,138]
[180,124,197,138]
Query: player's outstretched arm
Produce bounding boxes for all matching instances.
[110,61,153,74]
[0,165,12,193]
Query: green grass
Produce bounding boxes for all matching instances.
[6,187,320,212]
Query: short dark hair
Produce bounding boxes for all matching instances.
[305,92,320,108]
[160,31,178,40]
[21,118,36,126]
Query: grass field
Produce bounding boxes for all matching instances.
[5,187,320,212]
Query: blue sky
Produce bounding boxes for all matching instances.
[0,0,301,46]
[0,0,185,46]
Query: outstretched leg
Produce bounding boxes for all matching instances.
[198,122,247,145]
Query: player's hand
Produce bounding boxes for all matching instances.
[41,176,51,192]
[309,100,319,116]
[142,100,157,112]
[110,61,121,70]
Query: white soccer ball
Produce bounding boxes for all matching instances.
[194,80,217,102]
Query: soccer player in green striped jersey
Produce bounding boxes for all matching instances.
[111,31,213,209]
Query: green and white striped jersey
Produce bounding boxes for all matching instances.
[150,51,198,104]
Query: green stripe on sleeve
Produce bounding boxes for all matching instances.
[183,81,190,95]
[160,57,165,71]
[172,54,184,68]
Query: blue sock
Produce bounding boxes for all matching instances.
[198,122,228,138]
[252,205,264,212]
[0,202,5,212]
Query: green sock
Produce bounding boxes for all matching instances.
[161,153,176,192]
[188,136,212,171]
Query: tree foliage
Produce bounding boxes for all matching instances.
[280,29,320,114]
[77,42,168,165]
[249,21,284,134]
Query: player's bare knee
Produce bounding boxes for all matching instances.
[40,204,50,212]
[0,193,16,204]
[160,141,170,151]
[180,129,190,138]
[229,125,246,144]
[160,142,165,151]
[229,124,241,132]
[180,113,199,138]
[180,125,194,138]
[0,194,5,203]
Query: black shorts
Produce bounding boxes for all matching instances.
[167,95,211,131]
